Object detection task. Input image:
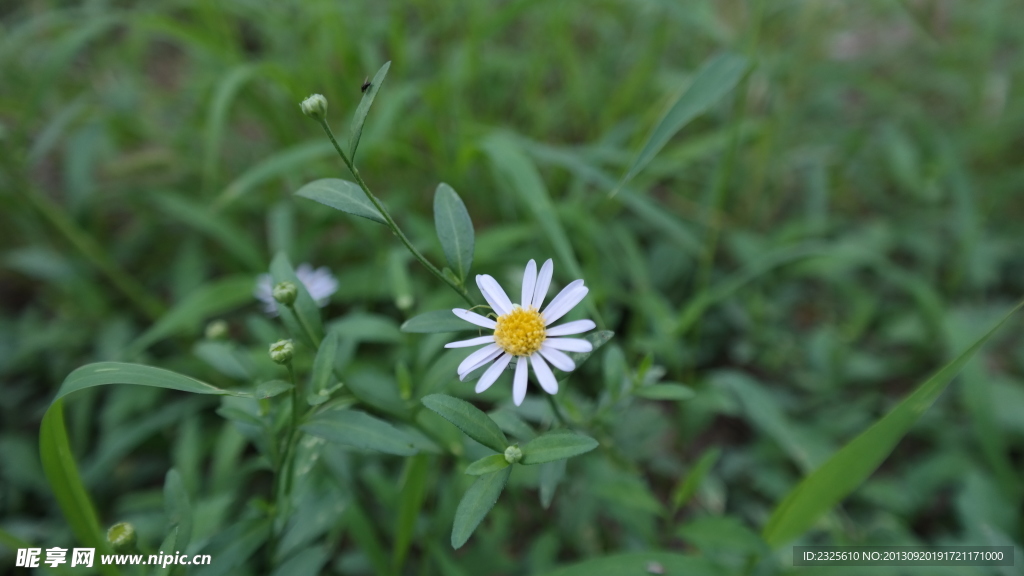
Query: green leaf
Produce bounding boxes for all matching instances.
[520,430,598,465]
[465,454,511,476]
[127,276,256,355]
[671,447,721,512]
[761,299,1024,547]
[401,309,477,333]
[451,466,512,549]
[310,330,339,396]
[294,178,386,224]
[538,459,566,509]
[301,409,417,456]
[202,64,260,191]
[191,519,271,576]
[53,362,250,402]
[349,61,391,161]
[269,545,329,576]
[433,183,475,281]
[270,251,325,348]
[538,552,719,576]
[214,140,333,210]
[393,454,429,573]
[487,408,537,441]
[678,516,767,556]
[328,313,402,343]
[39,401,118,576]
[421,394,508,453]
[255,379,292,399]
[561,330,614,371]
[151,193,264,270]
[618,53,749,188]
[481,132,587,288]
[193,341,254,380]
[163,469,193,562]
[345,501,390,576]
[633,383,696,401]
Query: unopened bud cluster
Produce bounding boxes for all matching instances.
[269,339,294,365]
[504,445,523,464]
[107,522,137,553]
[272,281,298,306]
[300,94,328,120]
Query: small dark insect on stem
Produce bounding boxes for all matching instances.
[361,76,371,92]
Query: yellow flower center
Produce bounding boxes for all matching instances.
[493,306,546,356]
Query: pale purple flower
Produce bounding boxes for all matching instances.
[255,263,338,316]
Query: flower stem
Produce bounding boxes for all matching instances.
[545,393,568,427]
[316,118,474,306]
[286,301,323,349]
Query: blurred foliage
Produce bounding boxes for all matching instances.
[2,0,1023,574]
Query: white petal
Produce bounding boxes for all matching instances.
[545,319,596,336]
[459,349,505,381]
[530,354,558,395]
[476,275,514,315]
[531,259,553,309]
[543,338,593,353]
[520,259,537,308]
[452,308,497,329]
[542,280,588,325]
[539,344,576,372]
[457,343,502,376]
[444,336,496,348]
[476,353,512,393]
[513,357,529,406]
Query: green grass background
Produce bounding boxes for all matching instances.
[1,0,1023,574]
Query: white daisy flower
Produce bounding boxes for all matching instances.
[445,259,595,406]
[254,263,339,316]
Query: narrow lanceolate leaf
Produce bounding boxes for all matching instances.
[520,430,599,465]
[401,309,478,333]
[538,459,566,509]
[40,361,253,566]
[163,469,193,561]
[349,61,391,161]
[421,394,508,453]
[481,133,585,282]
[214,140,334,210]
[53,362,250,402]
[618,53,749,189]
[310,330,340,395]
[301,409,418,456]
[268,545,329,576]
[761,299,1024,548]
[671,447,721,512]
[561,330,615,373]
[254,380,292,399]
[433,183,475,281]
[270,251,325,348]
[127,276,256,355]
[393,455,430,573]
[294,178,386,224]
[634,383,696,401]
[465,454,511,476]
[39,402,118,576]
[451,466,512,549]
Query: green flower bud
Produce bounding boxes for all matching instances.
[300,94,328,120]
[269,339,294,365]
[504,444,523,464]
[272,281,298,306]
[205,319,229,340]
[107,522,137,554]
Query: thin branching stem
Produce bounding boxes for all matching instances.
[316,118,475,306]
